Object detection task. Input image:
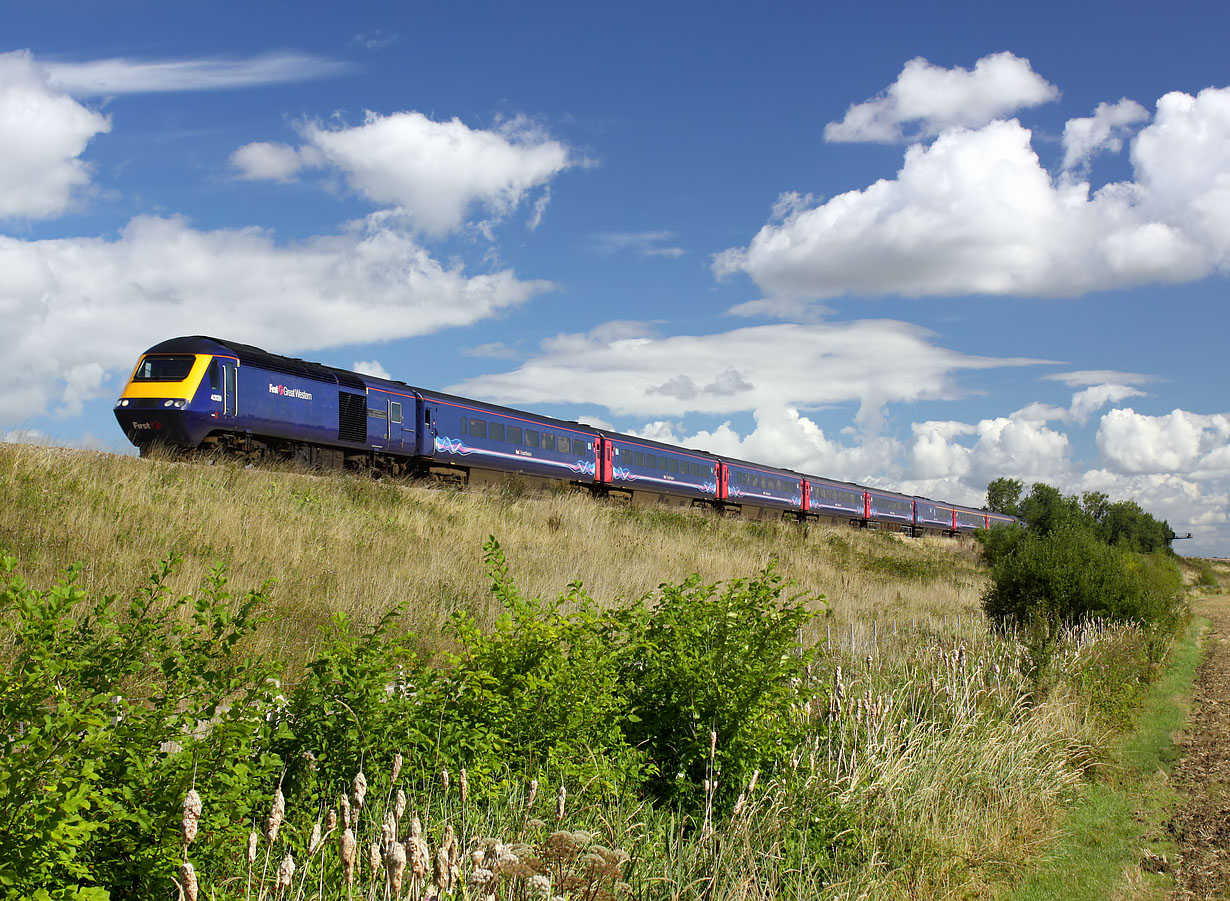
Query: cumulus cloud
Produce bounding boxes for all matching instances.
[44,52,349,95]
[0,213,551,424]
[824,52,1058,143]
[233,112,574,236]
[0,51,110,220]
[1097,407,1230,475]
[352,360,392,380]
[719,84,1230,300]
[1061,98,1150,171]
[450,318,1040,423]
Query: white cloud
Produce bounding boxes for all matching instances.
[449,318,1043,424]
[824,52,1058,143]
[353,360,392,380]
[719,85,1230,300]
[0,51,110,220]
[1069,384,1145,425]
[44,52,349,95]
[1096,407,1230,475]
[230,142,323,182]
[235,112,574,237]
[0,213,551,424]
[1043,369,1156,387]
[1062,98,1150,171]
[592,230,686,258]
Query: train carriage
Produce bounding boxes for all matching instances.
[803,476,866,526]
[914,497,959,536]
[597,432,718,508]
[718,457,804,521]
[417,389,601,490]
[866,487,915,533]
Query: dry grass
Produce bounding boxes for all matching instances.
[0,443,987,663]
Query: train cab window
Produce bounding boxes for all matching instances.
[136,355,195,381]
[572,438,586,456]
[490,422,505,441]
[508,426,522,445]
[470,418,487,438]
[635,451,645,467]
[390,402,402,424]
[525,429,540,448]
[207,360,221,391]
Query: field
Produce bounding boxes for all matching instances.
[0,442,1202,900]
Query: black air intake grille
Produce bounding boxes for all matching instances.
[338,392,368,443]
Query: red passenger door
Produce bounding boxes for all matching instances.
[802,480,811,512]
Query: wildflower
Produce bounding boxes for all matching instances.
[530,873,552,899]
[181,789,202,845]
[265,787,285,843]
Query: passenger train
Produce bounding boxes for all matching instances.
[114,336,1022,536]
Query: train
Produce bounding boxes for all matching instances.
[113,336,1022,536]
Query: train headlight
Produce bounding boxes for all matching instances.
[172,399,187,408]
[163,400,174,407]
[115,399,129,408]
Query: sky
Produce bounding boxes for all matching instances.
[3,1,1230,555]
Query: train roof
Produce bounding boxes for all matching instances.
[144,336,367,389]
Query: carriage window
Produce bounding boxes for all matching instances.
[508,426,522,444]
[525,429,540,448]
[542,434,556,452]
[669,458,678,473]
[390,402,402,424]
[490,422,505,441]
[635,452,645,467]
[693,462,701,477]
[469,418,487,438]
[645,453,656,470]
[660,457,668,471]
[572,438,586,456]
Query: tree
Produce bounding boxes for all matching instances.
[1017,482,1082,536]
[986,477,1024,515]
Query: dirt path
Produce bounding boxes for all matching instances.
[1170,595,1230,899]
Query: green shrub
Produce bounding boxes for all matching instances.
[0,553,280,901]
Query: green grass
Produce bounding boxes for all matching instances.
[1004,613,1206,901]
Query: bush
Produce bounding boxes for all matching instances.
[983,527,1183,629]
[0,553,280,900]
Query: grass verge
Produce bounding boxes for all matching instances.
[1003,612,1206,901]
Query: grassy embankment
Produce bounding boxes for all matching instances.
[0,442,1201,899]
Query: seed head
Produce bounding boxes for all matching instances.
[555,784,567,822]
[395,788,407,822]
[339,828,357,885]
[433,844,450,893]
[275,853,295,892]
[247,831,258,865]
[408,831,430,880]
[709,730,717,759]
[441,767,449,794]
[459,767,468,805]
[385,841,407,896]
[391,752,403,784]
[180,860,198,901]
[368,840,382,874]
[527,778,539,809]
[308,820,322,856]
[352,770,368,810]
[340,794,352,829]
[181,789,202,845]
[265,787,285,843]
[326,808,337,832]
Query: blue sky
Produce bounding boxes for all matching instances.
[4,1,1230,554]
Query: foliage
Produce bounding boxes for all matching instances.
[982,526,1185,641]
[986,477,1024,515]
[610,563,818,806]
[0,553,280,901]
